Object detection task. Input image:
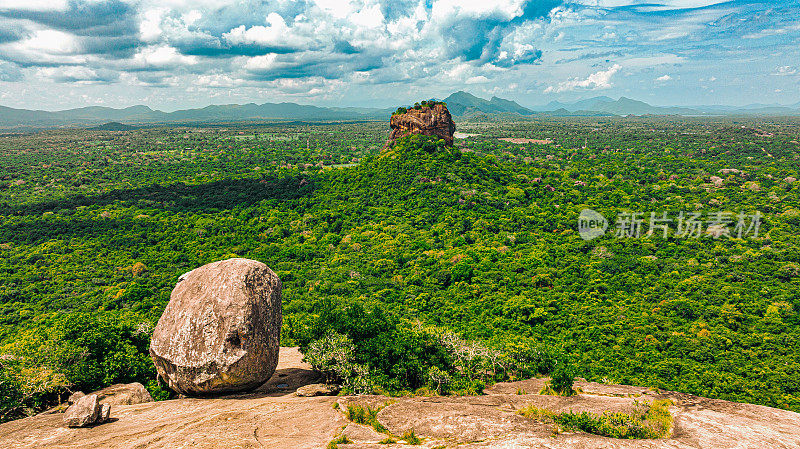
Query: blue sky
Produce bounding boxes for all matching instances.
[0,0,798,111]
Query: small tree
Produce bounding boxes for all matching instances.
[303,332,355,383]
[303,332,373,394]
[426,366,451,395]
[549,361,576,396]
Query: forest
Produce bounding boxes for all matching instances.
[0,116,798,422]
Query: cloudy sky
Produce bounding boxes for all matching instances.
[0,0,798,111]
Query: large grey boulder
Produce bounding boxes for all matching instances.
[63,394,106,427]
[149,258,283,396]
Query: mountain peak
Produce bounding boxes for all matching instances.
[443,91,532,116]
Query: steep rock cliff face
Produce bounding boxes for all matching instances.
[389,103,456,146]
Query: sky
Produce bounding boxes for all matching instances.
[0,0,799,111]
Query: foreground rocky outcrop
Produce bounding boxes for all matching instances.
[3,348,798,449]
[389,103,456,146]
[149,258,282,395]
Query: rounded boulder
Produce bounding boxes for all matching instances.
[149,258,282,395]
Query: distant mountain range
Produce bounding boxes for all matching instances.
[2,91,800,129]
[0,103,392,129]
[531,96,698,116]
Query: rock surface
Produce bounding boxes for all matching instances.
[389,103,456,146]
[3,347,799,448]
[93,383,153,406]
[100,404,111,423]
[149,258,282,395]
[62,394,107,428]
[296,383,340,397]
[67,391,85,405]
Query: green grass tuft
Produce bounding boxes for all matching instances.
[519,399,673,439]
[402,429,422,445]
[345,404,388,434]
[326,434,351,449]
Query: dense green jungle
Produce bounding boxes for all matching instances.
[0,116,798,422]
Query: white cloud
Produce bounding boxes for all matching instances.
[655,74,671,82]
[444,63,472,80]
[773,66,798,76]
[130,46,198,69]
[139,8,168,42]
[17,29,82,54]
[545,64,621,93]
[182,10,202,26]
[349,3,385,29]
[270,76,332,94]
[195,74,240,88]
[36,66,109,83]
[466,75,489,84]
[223,13,304,47]
[1,29,87,65]
[0,0,68,11]
[430,0,527,21]
[572,0,727,8]
[313,0,356,19]
[244,53,279,72]
[743,24,800,40]
[621,54,685,68]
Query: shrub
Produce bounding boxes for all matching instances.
[303,332,356,384]
[0,364,23,422]
[303,331,374,394]
[502,339,558,378]
[548,361,576,396]
[0,359,69,423]
[300,303,450,392]
[0,311,162,421]
[299,300,561,396]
